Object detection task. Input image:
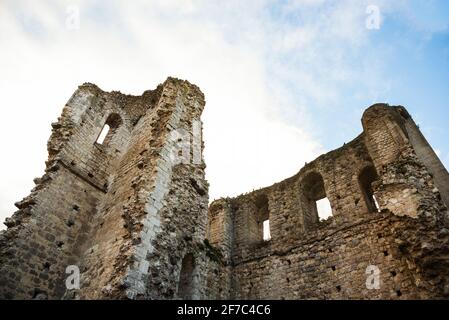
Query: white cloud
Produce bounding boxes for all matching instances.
[0,0,320,228]
[0,0,427,229]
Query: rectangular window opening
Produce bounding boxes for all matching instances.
[263,219,271,241]
[316,197,332,221]
[96,124,110,145]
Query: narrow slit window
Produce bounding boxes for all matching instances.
[178,253,195,299]
[96,124,110,145]
[263,219,271,241]
[95,113,122,146]
[373,195,380,212]
[359,166,380,213]
[254,194,270,243]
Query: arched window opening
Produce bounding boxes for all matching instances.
[359,166,380,213]
[301,172,332,227]
[95,113,122,146]
[254,194,270,242]
[178,253,195,299]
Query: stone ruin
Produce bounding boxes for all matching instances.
[1,77,449,299]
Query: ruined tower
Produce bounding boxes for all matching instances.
[0,77,217,299]
[1,79,448,300]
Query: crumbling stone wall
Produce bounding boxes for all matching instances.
[207,104,449,299]
[1,79,448,301]
[0,77,214,300]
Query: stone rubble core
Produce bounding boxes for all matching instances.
[1,77,449,300]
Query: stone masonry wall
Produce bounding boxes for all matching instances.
[0,77,211,300]
[207,104,449,300]
[1,79,448,301]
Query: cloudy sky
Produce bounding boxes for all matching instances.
[0,0,448,228]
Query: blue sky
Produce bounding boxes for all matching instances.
[264,0,449,154]
[310,0,449,154]
[0,0,448,227]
